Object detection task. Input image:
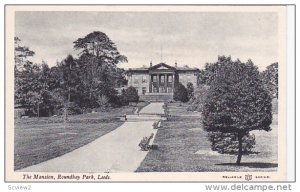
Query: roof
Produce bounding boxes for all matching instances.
[127,63,199,73]
[176,66,199,71]
[149,63,176,70]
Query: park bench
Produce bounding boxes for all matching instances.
[152,121,161,129]
[138,133,158,151]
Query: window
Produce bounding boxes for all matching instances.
[134,76,139,84]
[142,76,147,83]
[168,75,173,83]
[135,87,139,94]
[160,75,165,83]
[153,75,157,82]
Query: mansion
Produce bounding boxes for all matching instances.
[126,62,199,101]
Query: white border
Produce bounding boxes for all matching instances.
[0,1,298,192]
[286,5,296,182]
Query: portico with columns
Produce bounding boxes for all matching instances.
[126,62,199,101]
[148,63,175,94]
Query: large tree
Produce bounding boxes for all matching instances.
[14,37,36,107]
[57,55,81,119]
[202,56,272,165]
[73,31,127,64]
[14,37,35,71]
[74,31,128,108]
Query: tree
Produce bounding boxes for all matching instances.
[186,82,194,101]
[74,31,128,108]
[261,63,278,99]
[14,37,35,71]
[207,131,256,155]
[57,55,80,120]
[173,83,189,102]
[202,56,272,165]
[14,37,36,109]
[73,31,127,64]
[198,56,232,85]
[15,61,45,116]
[125,86,139,103]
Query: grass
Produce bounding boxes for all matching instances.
[136,102,278,172]
[14,104,148,170]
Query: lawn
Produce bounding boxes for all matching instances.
[136,102,278,172]
[14,103,148,170]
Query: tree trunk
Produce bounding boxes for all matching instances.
[37,103,39,118]
[236,131,243,165]
[63,107,67,129]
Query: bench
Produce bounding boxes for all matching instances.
[152,121,161,129]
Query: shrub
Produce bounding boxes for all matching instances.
[125,86,139,103]
[97,95,110,111]
[173,83,189,102]
[186,82,194,101]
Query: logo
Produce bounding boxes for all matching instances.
[245,174,253,181]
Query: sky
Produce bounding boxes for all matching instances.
[15,11,278,70]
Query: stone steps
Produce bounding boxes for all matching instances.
[125,114,162,121]
[139,94,173,102]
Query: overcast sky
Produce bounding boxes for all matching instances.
[15,11,278,70]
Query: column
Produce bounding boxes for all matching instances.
[172,73,175,93]
[164,74,167,93]
[149,74,152,93]
[156,73,159,93]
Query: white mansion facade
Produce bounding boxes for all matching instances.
[126,62,199,101]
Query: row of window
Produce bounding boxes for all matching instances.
[133,75,173,84]
[133,76,147,84]
[134,86,174,94]
[152,75,173,83]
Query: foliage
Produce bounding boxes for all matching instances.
[187,84,210,112]
[173,83,189,102]
[186,82,194,101]
[261,63,278,99]
[73,31,128,108]
[202,56,272,164]
[97,95,110,110]
[198,56,232,85]
[124,86,139,103]
[162,103,169,116]
[14,31,128,117]
[14,37,35,71]
[73,31,127,64]
[15,61,50,117]
[207,132,256,155]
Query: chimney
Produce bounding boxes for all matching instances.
[150,61,152,67]
[175,61,177,68]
